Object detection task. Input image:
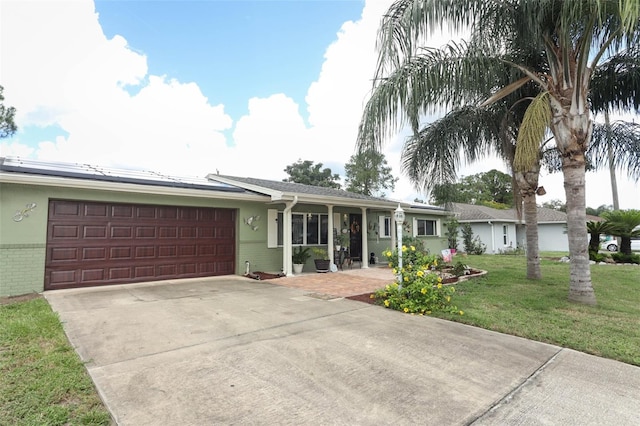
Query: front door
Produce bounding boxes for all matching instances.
[348,213,362,260]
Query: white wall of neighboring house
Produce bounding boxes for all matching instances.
[537,223,569,252]
[462,222,517,254]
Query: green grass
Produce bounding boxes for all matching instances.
[0,297,112,425]
[434,254,640,366]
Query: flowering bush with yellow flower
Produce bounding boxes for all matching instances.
[374,246,462,315]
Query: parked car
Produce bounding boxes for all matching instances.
[600,238,640,252]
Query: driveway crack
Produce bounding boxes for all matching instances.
[466,347,564,425]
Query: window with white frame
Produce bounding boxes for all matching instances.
[272,211,329,247]
[378,216,392,238]
[413,218,438,236]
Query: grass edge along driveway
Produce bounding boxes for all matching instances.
[0,296,113,426]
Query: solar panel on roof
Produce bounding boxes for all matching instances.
[0,156,244,193]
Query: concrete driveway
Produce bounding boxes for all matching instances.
[45,276,640,425]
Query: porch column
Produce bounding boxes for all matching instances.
[327,204,334,264]
[283,196,298,276]
[360,207,369,269]
[390,208,397,251]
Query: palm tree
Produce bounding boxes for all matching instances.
[601,210,640,255]
[586,220,616,252]
[357,0,640,305]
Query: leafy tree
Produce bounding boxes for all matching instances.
[586,204,614,217]
[602,210,640,255]
[0,85,17,138]
[430,170,513,206]
[344,150,397,196]
[283,159,341,189]
[541,199,566,212]
[444,218,460,250]
[357,0,640,305]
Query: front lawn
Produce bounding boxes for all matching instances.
[433,254,640,366]
[0,296,112,425]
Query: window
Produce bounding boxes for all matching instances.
[414,218,437,236]
[379,216,391,238]
[503,225,508,245]
[274,211,328,246]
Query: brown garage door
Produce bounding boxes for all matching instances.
[45,200,236,290]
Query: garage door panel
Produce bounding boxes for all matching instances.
[85,204,108,217]
[52,224,80,239]
[111,226,133,238]
[111,205,134,218]
[81,269,105,282]
[84,225,107,238]
[135,246,156,259]
[136,226,157,238]
[159,227,178,238]
[110,247,132,260]
[52,201,80,217]
[82,247,106,261]
[45,200,236,290]
[49,270,77,285]
[50,247,78,262]
[136,206,157,219]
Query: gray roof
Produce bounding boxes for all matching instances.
[452,203,567,223]
[208,174,397,205]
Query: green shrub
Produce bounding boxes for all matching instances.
[589,249,608,263]
[377,246,462,315]
[611,252,640,264]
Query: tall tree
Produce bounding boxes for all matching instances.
[430,170,513,206]
[357,0,640,305]
[344,150,397,196]
[283,159,341,189]
[0,85,17,138]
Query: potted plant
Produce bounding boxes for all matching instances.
[311,247,331,272]
[335,232,349,251]
[292,246,311,274]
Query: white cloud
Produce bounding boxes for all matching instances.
[1,0,637,209]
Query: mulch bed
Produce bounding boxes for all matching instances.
[244,271,286,280]
[345,292,378,305]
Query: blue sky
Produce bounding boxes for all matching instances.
[1,0,638,209]
[94,1,363,123]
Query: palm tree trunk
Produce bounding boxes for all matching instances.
[515,169,541,279]
[522,192,541,279]
[563,165,596,305]
[605,112,620,210]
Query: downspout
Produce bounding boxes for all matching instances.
[283,196,298,276]
[488,221,496,254]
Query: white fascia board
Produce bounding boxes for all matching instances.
[281,194,397,209]
[0,173,270,202]
[206,174,285,199]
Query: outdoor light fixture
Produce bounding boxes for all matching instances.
[394,204,405,285]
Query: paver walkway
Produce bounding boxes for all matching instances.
[266,265,395,297]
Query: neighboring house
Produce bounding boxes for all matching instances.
[451,203,569,253]
[0,157,450,297]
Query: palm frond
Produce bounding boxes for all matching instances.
[514,92,551,172]
[588,120,640,180]
[358,42,511,151]
[400,105,504,193]
[590,46,640,113]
